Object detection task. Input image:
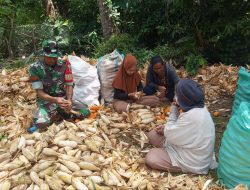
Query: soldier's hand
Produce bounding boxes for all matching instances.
[56,97,68,108]
[64,100,72,113]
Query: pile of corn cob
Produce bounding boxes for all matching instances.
[0,67,226,190]
[0,104,222,190]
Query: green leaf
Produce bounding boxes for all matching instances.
[62,20,69,26]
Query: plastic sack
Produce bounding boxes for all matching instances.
[232,67,250,114]
[68,55,100,106]
[217,101,250,189]
[68,56,95,85]
[97,49,124,102]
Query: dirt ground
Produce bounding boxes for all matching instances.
[206,95,234,181]
[207,96,234,156]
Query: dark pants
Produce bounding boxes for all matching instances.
[143,86,157,95]
[143,86,174,102]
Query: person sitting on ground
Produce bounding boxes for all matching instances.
[145,79,216,174]
[143,56,179,102]
[112,54,159,113]
[28,40,73,133]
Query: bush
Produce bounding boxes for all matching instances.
[94,33,154,69]
[94,34,137,58]
[93,35,208,73]
[185,54,207,75]
[0,57,35,70]
[153,44,181,60]
[133,48,154,68]
[218,34,250,66]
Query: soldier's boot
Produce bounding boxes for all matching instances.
[27,124,39,133]
[28,106,51,133]
[27,122,50,133]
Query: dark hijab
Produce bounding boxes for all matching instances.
[148,56,165,85]
[176,79,204,112]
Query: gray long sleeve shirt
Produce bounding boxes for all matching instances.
[164,105,216,174]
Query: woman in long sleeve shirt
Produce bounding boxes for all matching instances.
[145,79,216,174]
[112,54,159,113]
[144,56,179,102]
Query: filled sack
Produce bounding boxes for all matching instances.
[97,49,123,102]
[68,55,100,106]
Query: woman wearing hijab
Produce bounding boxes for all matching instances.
[145,79,216,174]
[144,56,179,102]
[112,54,159,113]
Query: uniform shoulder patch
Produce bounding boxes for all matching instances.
[29,76,39,82]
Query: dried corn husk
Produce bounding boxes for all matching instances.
[59,160,80,172]
[72,178,88,190]
[72,170,93,177]
[45,175,62,190]
[12,184,28,190]
[100,115,110,124]
[42,148,59,157]
[1,180,11,190]
[78,161,100,171]
[0,65,229,190]
[40,183,50,190]
[57,171,72,184]
[30,171,43,186]
[57,140,78,148]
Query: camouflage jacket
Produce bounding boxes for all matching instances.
[29,59,73,97]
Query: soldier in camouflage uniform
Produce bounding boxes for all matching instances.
[28,40,74,133]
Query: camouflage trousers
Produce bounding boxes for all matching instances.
[33,99,70,126]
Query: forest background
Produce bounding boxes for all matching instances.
[0,0,249,74]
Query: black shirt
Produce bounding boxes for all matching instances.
[114,82,143,100]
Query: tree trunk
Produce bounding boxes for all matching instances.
[195,25,204,53]
[42,0,57,20]
[5,16,14,58]
[53,0,70,18]
[97,0,114,38]
[5,37,13,58]
[32,28,37,52]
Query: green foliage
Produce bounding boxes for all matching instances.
[219,34,250,66]
[57,0,101,55]
[94,33,155,68]
[114,0,250,66]
[185,53,207,75]
[0,134,6,141]
[47,19,71,53]
[104,0,121,27]
[0,59,26,70]
[93,34,155,68]
[94,34,137,58]
[0,0,46,57]
[114,0,169,47]
[153,44,181,60]
[15,0,45,25]
[63,29,101,56]
[0,55,36,70]
[0,0,249,69]
[10,19,71,56]
[133,48,154,68]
